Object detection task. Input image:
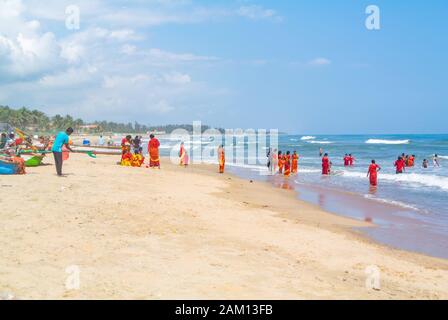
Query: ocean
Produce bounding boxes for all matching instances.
[148,134,448,258]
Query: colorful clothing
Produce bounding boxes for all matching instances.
[51,132,69,153]
[131,153,145,167]
[343,156,350,166]
[121,152,133,166]
[278,155,284,174]
[218,148,225,173]
[395,159,405,174]
[284,154,291,176]
[291,153,298,173]
[179,146,189,166]
[368,164,379,186]
[322,156,330,175]
[148,138,160,168]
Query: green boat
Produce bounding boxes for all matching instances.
[22,154,45,167]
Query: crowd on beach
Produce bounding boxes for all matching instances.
[1,127,442,187]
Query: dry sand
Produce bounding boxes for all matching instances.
[0,153,447,299]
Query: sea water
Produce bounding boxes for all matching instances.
[150,134,448,258]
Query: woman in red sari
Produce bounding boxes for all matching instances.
[148,134,160,168]
[367,160,381,186]
[322,153,330,175]
[284,151,291,176]
[218,145,225,173]
[291,151,299,174]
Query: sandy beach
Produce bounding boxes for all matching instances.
[1,153,447,299]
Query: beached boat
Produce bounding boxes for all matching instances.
[0,159,18,175]
[22,154,45,167]
[73,144,121,150]
[72,146,121,155]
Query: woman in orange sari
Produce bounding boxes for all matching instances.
[148,134,160,168]
[291,150,298,174]
[278,151,284,174]
[284,151,291,176]
[218,145,225,173]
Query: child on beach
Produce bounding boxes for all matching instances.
[422,159,429,168]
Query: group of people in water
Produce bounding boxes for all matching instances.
[265,146,442,188]
[266,149,299,176]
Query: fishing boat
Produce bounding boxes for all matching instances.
[21,154,45,167]
[72,146,121,155]
[0,159,18,175]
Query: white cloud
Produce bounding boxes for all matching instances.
[148,48,218,62]
[308,57,332,66]
[163,72,191,84]
[237,5,282,22]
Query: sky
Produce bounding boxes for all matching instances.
[0,0,447,134]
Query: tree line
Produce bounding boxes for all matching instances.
[0,106,222,134]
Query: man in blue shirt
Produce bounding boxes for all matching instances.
[52,127,74,176]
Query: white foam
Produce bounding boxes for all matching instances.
[307,140,333,144]
[363,194,419,211]
[342,171,448,191]
[300,136,316,141]
[365,139,410,145]
[437,155,448,160]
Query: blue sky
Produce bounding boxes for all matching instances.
[0,0,446,133]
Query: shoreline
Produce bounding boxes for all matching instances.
[222,163,448,260]
[195,160,448,266]
[1,154,447,299]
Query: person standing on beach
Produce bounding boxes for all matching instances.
[148,134,160,168]
[367,160,381,186]
[266,148,272,172]
[322,153,330,175]
[291,150,299,174]
[394,156,405,174]
[179,142,189,167]
[319,148,323,157]
[272,149,278,174]
[284,151,291,177]
[218,145,225,174]
[422,159,429,168]
[51,127,74,176]
[98,135,104,146]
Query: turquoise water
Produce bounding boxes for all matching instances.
[153,134,448,258]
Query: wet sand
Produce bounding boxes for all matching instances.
[226,165,448,259]
[0,154,447,299]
